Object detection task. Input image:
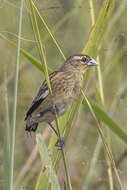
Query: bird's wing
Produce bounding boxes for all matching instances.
[25,71,58,120]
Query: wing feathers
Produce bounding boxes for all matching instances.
[25,71,58,120]
[25,97,45,120]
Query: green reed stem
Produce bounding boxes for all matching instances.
[8,0,23,190]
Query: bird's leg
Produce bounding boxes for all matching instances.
[48,122,65,149]
[55,137,65,150]
[48,122,58,136]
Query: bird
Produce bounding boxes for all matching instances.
[25,54,98,147]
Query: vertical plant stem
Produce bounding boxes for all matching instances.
[82,137,102,190]
[90,1,114,190]
[9,0,23,189]
[82,1,105,189]
[29,1,72,189]
[42,50,72,190]
[81,90,123,190]
[3,72,10,190]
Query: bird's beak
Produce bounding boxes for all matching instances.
[86,58,98,67]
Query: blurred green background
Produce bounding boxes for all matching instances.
[1,0,127,189]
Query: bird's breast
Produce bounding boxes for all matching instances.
[72,73,83,96]
[54,75,83,116]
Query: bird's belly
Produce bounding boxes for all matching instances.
[55,97,73,116]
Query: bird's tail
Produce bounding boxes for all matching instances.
[25,123,38,132]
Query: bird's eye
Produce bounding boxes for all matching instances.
[82,57,87,63]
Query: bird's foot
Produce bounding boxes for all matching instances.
[25,123,38,132]
[55,137,65,150]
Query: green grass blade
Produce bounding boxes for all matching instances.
[2,72,10,190]
[82,1,107,189]
[81,2,115,187]
[20,48,45,72]
[36,134,61,190]
[9,1,23,189]
[83,0,115,57]
[82,137,102,190]
[89,1,114,189]
[83,97,127,144]
[35,98,81,190]
[0,33,51,73]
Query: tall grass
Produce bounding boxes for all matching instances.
[8,0,23,190]
[2,72,10,190]
[1,0,127,189]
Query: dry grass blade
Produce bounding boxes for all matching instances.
[81,90,123,190]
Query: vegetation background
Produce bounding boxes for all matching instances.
[1,0,127,190]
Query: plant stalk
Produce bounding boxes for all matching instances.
[9,0,23,189]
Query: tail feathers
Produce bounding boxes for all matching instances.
[25,123,38,132]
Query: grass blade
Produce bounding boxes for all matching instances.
[81,90,123,190]
[36,134,61,190]
[82,137,102,190]
[35,98,81,189]
[9,1,23,189]
[2,72,10,190]
[0,33,51,73]
[88,1,114,189]
[83,97,127,144]
[83,0,115,57]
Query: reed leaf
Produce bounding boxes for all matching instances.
[36,134,61,190]
[83,97,127,144]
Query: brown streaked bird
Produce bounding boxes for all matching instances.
[25,54,98,146]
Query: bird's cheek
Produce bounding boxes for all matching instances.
[82,65,88,72]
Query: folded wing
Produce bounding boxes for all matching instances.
[25,71,58,120]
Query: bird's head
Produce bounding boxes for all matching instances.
[64,54,98,73]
